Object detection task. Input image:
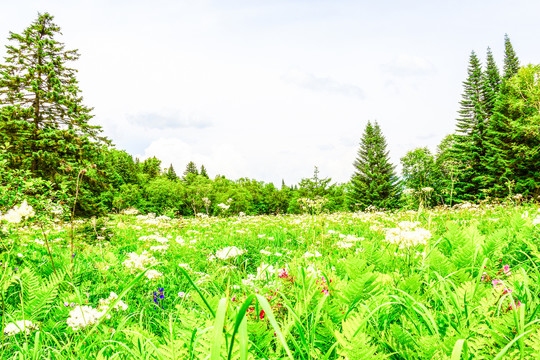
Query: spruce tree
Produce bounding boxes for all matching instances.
[503,34,520,80]
[483,47,501,121]
[200,165,209,178]
[183,161,199,178]
[166,164,178,180]
[484,65,540,198]
[452,51,486,200]
[348,121,399,210]
[0,13,106,178]
[483,35,521,197]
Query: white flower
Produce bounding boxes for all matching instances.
[149,245,169,253]
[260,249,271,256]
[145,269,163,281]
[122,251,156,273]
[4,320,38,336]
[67,306,105,331]
[17,253,24,258]
[215,246,245,260]
[2,209,22,223]
[178,291,188,298]
[242,274,256,286]
[217,203,230,211]
[385,222,432,249]
[98,292,128,312]
[122,208,140,215]
[304,250,322,259]
[336,241,354,249]
[256,263,276,280]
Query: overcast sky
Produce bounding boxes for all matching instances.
[2,1,540,185]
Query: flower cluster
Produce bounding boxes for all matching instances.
[481,263,522,311]
[122,251,157,272]
[152,287,165,309]
[385,221,432,249]
[317,276,332,296]
[66,293,128,331]
[304,250,322,258]
[278,267,289,279]
[98,292,128,312]
[215,246,245,260]
[1,200,35,224]
[121,207,140,215]
[297,196,328,214]
[3,320,39,336]
[145,269,163,281]
[66,305,106,331]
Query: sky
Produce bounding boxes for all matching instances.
[2,0,540,186]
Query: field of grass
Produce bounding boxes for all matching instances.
[1,203,540,359]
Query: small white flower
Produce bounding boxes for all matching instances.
[145,269,163,281]
[215,246,245,260]
[3,320,38,336]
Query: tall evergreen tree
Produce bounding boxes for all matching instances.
[484,65,540,198]
[452,51,486,200]
[200,165,209,178]
[483,35,521,197]
[348,121,399,210]
[183,161,199,178]
[483,47,501,121]
[0,13,106,178]
[503,34,520,80]
[165,164,178,180]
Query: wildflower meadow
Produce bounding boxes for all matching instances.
[1,200,540,359]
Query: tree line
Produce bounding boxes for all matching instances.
[1,14,539,217]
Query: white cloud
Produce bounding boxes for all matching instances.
[282,69,365,98]
[127,112,212,129]
[381,54,436,77]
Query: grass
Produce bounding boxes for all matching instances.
[0,203,539,358]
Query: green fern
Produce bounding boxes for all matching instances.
[334,311,384,360]
[448,225,485,270]
[427,248,456,277]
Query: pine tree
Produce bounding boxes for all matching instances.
[483,35,521,197]
[484,65,540,198]
[183,161,199,178]
[0,13,106,178]
[503,34,519,80]
[166,164,178,180]
[348,121,399,210]
[200,165,209,178]
[483,47,501,121]
[452,51,486,200]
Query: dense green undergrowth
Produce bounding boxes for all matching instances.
[1,203,540,359]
